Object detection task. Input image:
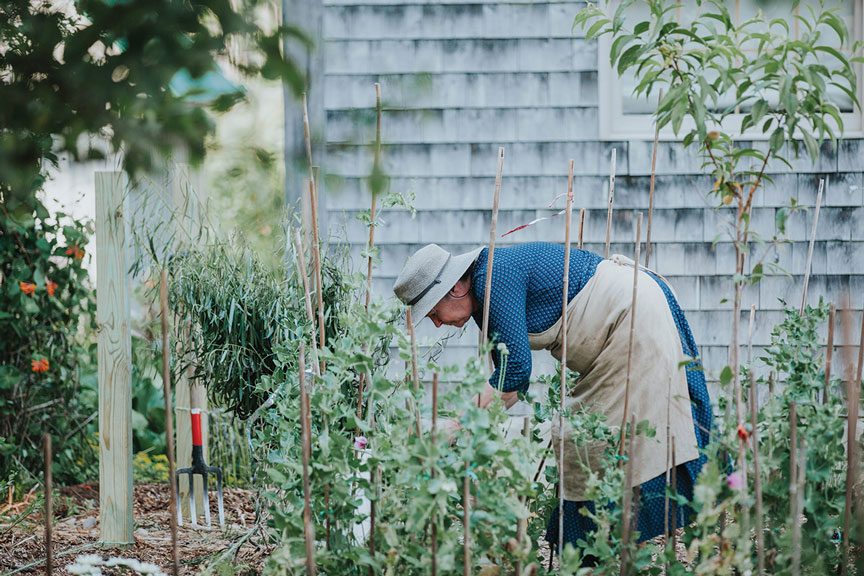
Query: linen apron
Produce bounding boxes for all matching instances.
[528,256,700,502]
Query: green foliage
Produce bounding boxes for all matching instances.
[0,195,98,485]
[0,0,309,203]
[575,0,861,282]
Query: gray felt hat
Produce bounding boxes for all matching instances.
[393,244,483,326]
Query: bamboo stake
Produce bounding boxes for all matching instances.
[463,462,471,576]
[619,213,643,460]
[43,433,52,576]
[842,299,863,574]
[481,147,505,356]
[514,418,530,576]
[620,414,637,576]
[160,271,179,576]
[799,179,824,316]
[309,180,326,375]
[431,372,439,576]
[645,89,662,269]
[739,305,756,491]
[750,364,765,576]
[664,376,672,540]
[557,160,575,557]
[789,400,798,563]
[358,85,381,421]
[298,342,317,576]
[577,207,586,250]
[670,436,677,553]
[293,229,321,376]
[825,303,836,405]
[302,93,315,188]
[605,148,617,259]
[792,438,806,576]
[406,309,422,438]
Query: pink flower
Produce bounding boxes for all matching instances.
[727,472,744,491]
[354,436,368,450]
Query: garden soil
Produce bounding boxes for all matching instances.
[0,483,268,575]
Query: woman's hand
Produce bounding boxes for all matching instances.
[439,417,463,444]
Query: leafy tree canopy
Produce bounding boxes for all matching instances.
[0,0,308,210]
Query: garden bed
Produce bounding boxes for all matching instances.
[0,484,264,575]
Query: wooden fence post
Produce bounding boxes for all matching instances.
[96,171,134,546]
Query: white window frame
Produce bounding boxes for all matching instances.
[597,0,864,141]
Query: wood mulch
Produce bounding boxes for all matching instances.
[0,483,270,575]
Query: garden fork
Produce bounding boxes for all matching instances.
[176,406,225,528]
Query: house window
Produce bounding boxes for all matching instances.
[597,0,864,140]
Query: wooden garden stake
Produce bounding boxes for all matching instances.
[293,229,321,376]
[619,212,643,460]
[645,89,662,269]
[577,207,586,250]
[406,309,422,438]
[43,433,52,576]
[799,179,824,316]
[481,147,505,356]
[302,93,315,188]
[824,303,836,405]
[842,298,864,575]
[670,436,677,553]
[431,372,439,576]
[664,376,672,540]
[298,342,317,576]
[750,365,765,576]
[792,438,807,576]
[463,462,471,576]
[309,180,326,375]
[605,148,616,259]
[160,270,180,576]
[789,400,798,555]
[358,86,382,421]
[557,159,575,557]
[620,414,637,576]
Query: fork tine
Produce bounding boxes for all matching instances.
[202,472,212,528]
[189,472,198,527]
[213,467,225,528]
[175,472,184,526]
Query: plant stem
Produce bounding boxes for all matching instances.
[799,179,824,316]
[619,213,642,460]
[605,148,616,259]
[825,303,836,405]
[645,89,662,269]
[463,461,471,576]
[160,270,180,576]
[558,160,574,557]
[792,438,806,576]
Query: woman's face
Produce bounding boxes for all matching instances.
[426,278,475,328]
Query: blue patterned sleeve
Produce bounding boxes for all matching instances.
[480,262,532,394]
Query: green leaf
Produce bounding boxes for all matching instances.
[719,365,734,387]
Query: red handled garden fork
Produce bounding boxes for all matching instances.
[176,401,225,528]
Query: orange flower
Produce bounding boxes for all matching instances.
[46,279,58,297]
[65,243,84,259]
[31,358,50,373]
[19,282,36,295]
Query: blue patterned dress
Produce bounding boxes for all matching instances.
[469,243,712,555]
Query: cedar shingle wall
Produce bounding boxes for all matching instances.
[320,1,864,387]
